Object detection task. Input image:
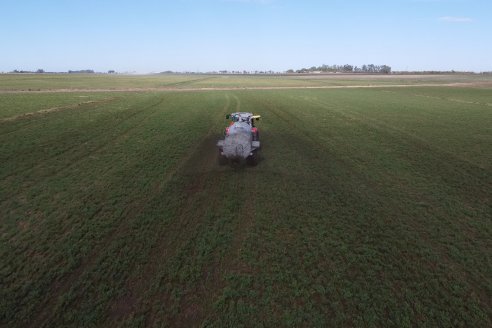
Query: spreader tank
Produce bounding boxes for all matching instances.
[217,112,261,165]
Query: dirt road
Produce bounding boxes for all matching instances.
[0,82,490,94]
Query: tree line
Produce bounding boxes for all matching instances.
[11,69,46,73]
[287,64,392,74]
[8,69,119,74]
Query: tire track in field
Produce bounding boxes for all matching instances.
[0,96,157,184]
[168,94,260,327]
[286,94,490,233]
[257,98,489,322]
[1,95,163,178]
[0,97,117,122]
[0,95,183,278]
[103,132,222,327]
[160,76,218,88]
[412,93,492,107]
[104,95,232,326]
[23,95,181,327]
[169,165,259,328]
[224,170,257,272]
[29,169,184,326]
[0,96,169,270]
[145,135,225,327]
[303,95,490,193]
[286,92,490,195]
[0,96,167,207]
[263,97,492,315]
[233,94,241,112]
[112,94,254,327]
[17,95,229,328]
[257,105,357,322]
[0,97,120,138]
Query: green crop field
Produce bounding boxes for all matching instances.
[2,73,492,91]
[1,74,491,327]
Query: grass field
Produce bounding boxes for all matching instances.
[1,74,491,327]
[1,73,492,91]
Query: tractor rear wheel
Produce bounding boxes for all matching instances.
[217,150,228,165]
[247,151,258,166]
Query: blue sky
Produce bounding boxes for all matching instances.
[0,0,490,72]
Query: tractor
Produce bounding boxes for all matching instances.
[217,112,261,166]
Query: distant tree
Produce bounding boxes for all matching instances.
[380,65,391,74]
[108,70,115,74]
[342,64,354,72]
[68,69,94,74]
[289,64,392,74]
[36,69,45,73]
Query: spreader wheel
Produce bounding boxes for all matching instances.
[217,150,228,165]
[247,151,258,166]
